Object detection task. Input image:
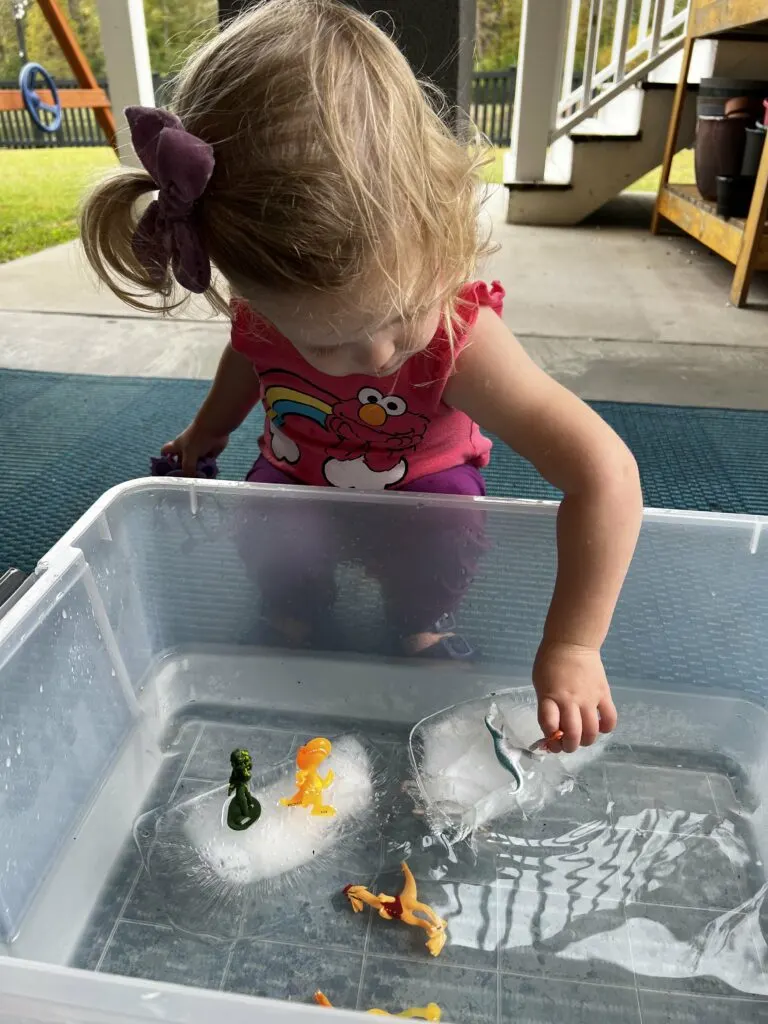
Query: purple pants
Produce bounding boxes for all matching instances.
[239,457,488,642]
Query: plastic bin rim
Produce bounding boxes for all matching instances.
[36,476,768,571]
[0,953,354,1024]
[1,477,761,645]
[0,544,85,654]
[44,474,768,528]
[37,476,561,568]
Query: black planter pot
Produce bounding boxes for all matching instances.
[695,116,749,200]
[742,125,767,177]
[697,77,768,117]
[715,174,755,219]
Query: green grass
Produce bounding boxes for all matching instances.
[481,147,506,185]
[627,148,695,193]
[0,147,117,264]
[481,146,696,193]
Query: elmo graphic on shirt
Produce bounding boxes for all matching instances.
[324,387,428,486]
[262,374,429,489]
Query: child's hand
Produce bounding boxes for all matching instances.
[532,640,617,754]
[161,424,229,477]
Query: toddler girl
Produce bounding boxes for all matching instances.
[81,0,642,753]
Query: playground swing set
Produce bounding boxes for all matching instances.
[2,0,117,151]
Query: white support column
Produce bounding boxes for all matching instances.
[507,0,570,182]
[95,0,155,166]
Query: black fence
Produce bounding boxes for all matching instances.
[0,97,101,149]
[0,75,174,150]
[470,67,517,147]
[2,70,517,150]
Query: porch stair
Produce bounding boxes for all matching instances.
[505,0,699,226]
[506,81,698,226]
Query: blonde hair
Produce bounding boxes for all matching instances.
[81,0,490,323]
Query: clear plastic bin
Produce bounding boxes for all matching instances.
[0,480,766,1024]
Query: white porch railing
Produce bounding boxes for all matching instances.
[508,0,691,181]
[555,0,689,139]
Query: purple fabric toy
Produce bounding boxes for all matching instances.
[150,454,219,479]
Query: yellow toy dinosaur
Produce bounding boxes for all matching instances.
[280,737,336,817]
[344,861,447,956]
[314,992,441,1020]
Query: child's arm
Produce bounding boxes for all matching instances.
[445,308,642,753]
[162,344,261,475]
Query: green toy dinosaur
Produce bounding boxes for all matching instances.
[226,748,262,830]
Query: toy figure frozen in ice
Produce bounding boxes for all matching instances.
[280,737,336,817]
[409,691,606,840]
[225,748,262,831]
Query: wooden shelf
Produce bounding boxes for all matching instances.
[657,184,768,269]
[652,0,768,306]
[691,0,768,36]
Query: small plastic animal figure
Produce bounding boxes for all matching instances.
[484,702,565,792]
[226,748,262,831]
[344,861,447,957]
[368,1008,441,1021]
[280,736,336,817]
[531,728,565,753]
[314,992,440,1020]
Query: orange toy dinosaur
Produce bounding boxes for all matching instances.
[314,992,441,1020]
[280,736,336,817]
[343,861,447,956]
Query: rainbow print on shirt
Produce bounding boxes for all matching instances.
[264,385,333,429]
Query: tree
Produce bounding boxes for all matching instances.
[473,0,645,77]
[0,0,654,85]
[475,0,521,72]
[0,0,217,82]
[0,2,30,77]
[20,1,106,78]
[142,0,217,76]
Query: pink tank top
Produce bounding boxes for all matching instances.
[231,281,504,490]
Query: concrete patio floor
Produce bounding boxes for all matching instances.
[1,188,767,408]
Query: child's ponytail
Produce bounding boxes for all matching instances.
[80,170,174,312]
[80,104,223,314]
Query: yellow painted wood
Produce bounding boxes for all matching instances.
[0,88,110,112]
[655,1,768,304]
[651,36,694,234]
[731,126,768,304]
[691,0,768,37]
[657,185,745,262]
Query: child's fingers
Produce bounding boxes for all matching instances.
[580,705,600,747]
[598,695,618,734]
[161,440,180,455]
[559,704,582,753]
[180,451,200,477]
[538,697,560,739]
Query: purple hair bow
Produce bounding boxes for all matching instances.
[126,106,215,294]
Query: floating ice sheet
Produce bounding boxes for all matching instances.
[133,734,387,938]
[408,688,607,838]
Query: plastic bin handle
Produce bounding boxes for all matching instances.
[0,568,30,620]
